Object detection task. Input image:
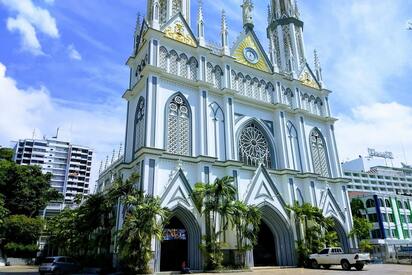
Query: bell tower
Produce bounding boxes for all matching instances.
[147,0,191,30]
[267,0,306,76]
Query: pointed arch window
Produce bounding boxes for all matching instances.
[206,63,213,84]
[214,66,223,89]
[239,122,273,168]
[134,97,145,151]
[208,102,226,160]
[166,93,191,156]
[169,51,178,75]
[159,46,168,71]
[310,129,330,177]
[287,121,302,171]
[188,57,198,81]
[179,54,188,78]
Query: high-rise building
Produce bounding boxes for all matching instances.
[98,0,354,271]
[13,138,93,216]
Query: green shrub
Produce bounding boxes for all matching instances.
[4,242,38,258]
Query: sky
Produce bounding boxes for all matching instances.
[0,0,412,189]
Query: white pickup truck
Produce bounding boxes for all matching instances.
[309,247,370,271]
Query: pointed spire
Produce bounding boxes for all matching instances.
[111,149,115,164]
[314,49,324,86]
[133,13,142,54]
[99,161,103,175]
[197,0,205,46]
[294,0,300,18]
[242,0,254,29]
[221,10,230,55]
[267,4,272,24]
[104,155,109,169]
[118,143,123,159]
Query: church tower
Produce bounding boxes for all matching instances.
[147,0,191,30]
[267,0,306,76]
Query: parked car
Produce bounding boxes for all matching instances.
[39,256,81,275]
[309,247,370,271]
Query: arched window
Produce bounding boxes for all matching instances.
[260,80,267,101]
[315,97,323,116]
[169,50,178,75]
[214,65,223,89]
[238,73,245,95]
[238,122,273,168]
[284,88,294,108]
[159,46,168,71]
[206,63,213,84]
[208,102,225,160]
[266,82,274,103]
[134,97,145,151]
[172,0,182,16]
[310,128,330,177]
[231,70,237,90]
[166,93,191,156]
[404,201,409,209]
[245,76,252,97]
[179,54,188,78]
[286,121,302,171]
[366,199,375,208]
[385,199,391,207]
[188,57,198,80]
[379,198,384,207]
[398,200,403,209]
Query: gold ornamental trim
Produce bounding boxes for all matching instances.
[164,23,196,47]
[233,35,271,73]
[299,71,320,89]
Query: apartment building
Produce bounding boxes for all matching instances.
[14,138,93,216]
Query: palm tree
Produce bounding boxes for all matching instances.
[118,191,169,274]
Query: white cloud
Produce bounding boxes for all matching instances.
[0,62,125,190]
[336,102,412,165]
[301,0,412,106]
[7,16,43,55]
[67,44,82,61]
[1,0,59,54]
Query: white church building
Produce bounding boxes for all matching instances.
[98,0,355,271]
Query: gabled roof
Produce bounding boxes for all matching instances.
[161,12,198,48]
[298,62,321,89]
[231,26,273,73]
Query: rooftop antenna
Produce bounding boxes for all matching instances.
[118,143,123,159]
[52,127,60,139]
[401,142,408,165]
[32,128,36,140]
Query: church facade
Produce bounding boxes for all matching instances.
[98,0,355,271]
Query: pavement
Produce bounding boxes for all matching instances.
[1,264,412,275]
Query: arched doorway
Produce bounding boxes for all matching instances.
[251,204,296,267]
[160,216,188,271]
[333,218,350,253]
[253,221,276,266]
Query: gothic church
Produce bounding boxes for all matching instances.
[98,0,354,271]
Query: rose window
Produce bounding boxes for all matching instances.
[239,123,272,167]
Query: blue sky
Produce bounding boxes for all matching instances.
[1,0,412,186]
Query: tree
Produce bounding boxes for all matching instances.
[230,201,261,267]
[0,148,13,161]
[1,215,43,258]
[191,177,261,270]
[287,202,338,266]
[117,191,169,274]
[0,160,62,217]
[350,198,366,218]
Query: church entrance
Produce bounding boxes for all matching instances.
[253,221,276,266]
[160,216,188,271]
